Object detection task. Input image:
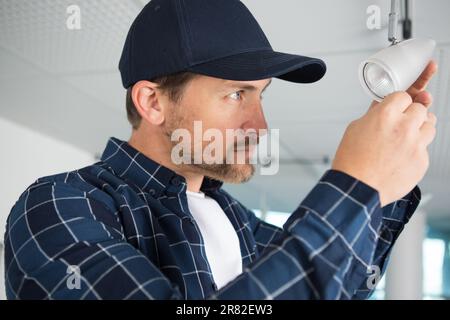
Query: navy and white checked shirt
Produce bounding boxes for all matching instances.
[4,137,420,300]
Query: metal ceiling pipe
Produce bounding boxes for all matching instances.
[388,0,400,44]
[403,0,413,39]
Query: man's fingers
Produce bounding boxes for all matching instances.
[426,112,437,127]
[404,102,428,127]
[413,90,433,108]
[368,61,437,111]
[379,91,413,113]
[368,100,379,110]
[407,60,438,97]
[420,121,437,147]
[419,112,437,146]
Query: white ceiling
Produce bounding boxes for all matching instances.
[1,0,449,230]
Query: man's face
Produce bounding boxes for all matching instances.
[163,75,271,183]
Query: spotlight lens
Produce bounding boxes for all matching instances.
[363,63,394,99]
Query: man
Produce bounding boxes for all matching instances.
[4,0,437,299]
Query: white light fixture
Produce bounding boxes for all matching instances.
[359,0,436,101]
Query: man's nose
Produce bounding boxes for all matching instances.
[243,102,268,133]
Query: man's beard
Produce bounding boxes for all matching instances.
[164,111,256,184]
[190,160,255,184]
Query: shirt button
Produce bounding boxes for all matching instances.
[397,201,408,208]
[171,177,182,186]
[148,189,156,196]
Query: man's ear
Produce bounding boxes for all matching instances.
[131,80,165,126]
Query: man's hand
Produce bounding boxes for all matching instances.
[332,61,438,207]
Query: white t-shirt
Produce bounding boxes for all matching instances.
[186,190,242,289]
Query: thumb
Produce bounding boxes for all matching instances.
[368,99,380,110]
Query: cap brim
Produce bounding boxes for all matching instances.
[187,50,326,83]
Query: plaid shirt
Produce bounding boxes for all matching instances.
[4,137,420,300]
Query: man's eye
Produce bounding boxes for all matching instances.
[229,91,243,101]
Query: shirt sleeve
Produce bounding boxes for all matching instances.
[223,169,420,299]
[352,186,421,299]
[245,208,284,255]
[4,181,182,300]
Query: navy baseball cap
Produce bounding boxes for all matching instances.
[119,0,326,89]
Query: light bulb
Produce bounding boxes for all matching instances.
[359,38,436,101]
[362,62,395,100]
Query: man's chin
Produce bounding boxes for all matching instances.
[191,163,255,184]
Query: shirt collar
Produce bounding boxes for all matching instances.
[100,137,223,196]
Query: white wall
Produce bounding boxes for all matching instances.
[385,210,426,299]
[0,117,95,300]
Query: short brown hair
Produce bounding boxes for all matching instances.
[126,72,198,130]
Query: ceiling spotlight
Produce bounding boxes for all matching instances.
[359,0,436,101]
